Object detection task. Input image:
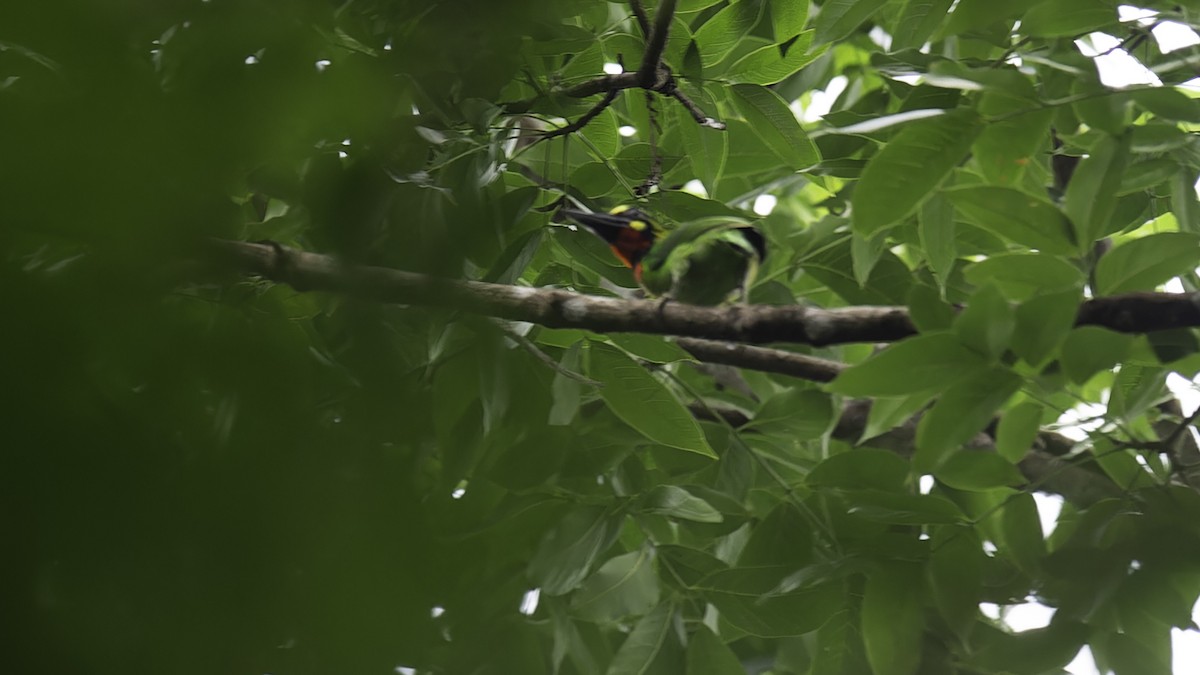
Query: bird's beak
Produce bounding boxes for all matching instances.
[557,208,631,230]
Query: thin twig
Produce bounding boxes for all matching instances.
[675,338,844,383]
[635,90,663,196]
[540,89,620,141]
[495,321,603,387]
[670,88,728,129]
[629,0,651,37]
[1162,405,1200,455]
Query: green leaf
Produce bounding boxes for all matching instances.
[808,448,911,492]
[919,192,956,297]
[927,527,985,635]
[561,41,607,82]
[699,569,844,637]
[680,0,726,10]
[965,253,1084,301]
[891,0,956,50]
[675,91,727,194]
[907,284,956,332]
[694,0,764,66]
[1021,0,1117,37]
[800,237,915,304]
[1011,288,1081,367]
[862,390,940,442]
[852,230,887,287]
[571,549,661,622]
[1172,171,1200,234]
[944,186,1076,253]
[686,625,744,675]
[841,490,967,524]
[1094,232,1200,294]
[550,341,585,425]
[936,451,1024,490]
[1118,158,1179,196]
[852,109,984,236]
[940,0,1053,38]
[1076,83,1132,137]
[1061,327,1134,384]
[529,507,623,595]
[588,341,716,458]
[608,334,691,364]
[642,485,724,523]
[605,601,678,675]
[727,31,824,85]
[738,503,815,568]
[969,620,1089,673]
[973,79,1053,186]
[829,333,988,397]
[1108,364,1166,422]
[1102,633,1173,675]
[730,84,820,170]
[862,565,925,675]
[770,0,809,39]
[748,388,834,439]
[1092,440,1159,490]
[658,545,728,589]
[1132,87,1200,123]
[813,0,890,46]
[995,401,1044,462]
[582,106,621,158]
[1065,132,1132,246]
[1000,492,1045,575]
[809,605,868,674]
[915,366,1022,471]
[953,284,1015,361]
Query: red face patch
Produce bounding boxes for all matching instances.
[609,227,655,269]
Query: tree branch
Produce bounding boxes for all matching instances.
[540,89,620,141]
[501,0,724,134]
[675,338,844,382]
[211,240,1200,350]
[637,0,676,88]
[208,240,916,348]
[629,0,651,38]
[209,240,1193,507]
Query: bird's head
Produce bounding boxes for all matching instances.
[558,205,664,279]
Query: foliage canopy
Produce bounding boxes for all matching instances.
[5,1,1200,674]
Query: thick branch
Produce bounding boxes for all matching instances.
[209,240,1186,507]
[211,240,1200,348]
[1075,292,1200,332]
[637,0,676,88]
[208,240,915,344]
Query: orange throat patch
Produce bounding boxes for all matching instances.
[610,228,654,269]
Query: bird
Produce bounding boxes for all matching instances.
[559,205,766,306]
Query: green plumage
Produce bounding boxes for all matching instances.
[559,208,766,305]
[639,217,764,305]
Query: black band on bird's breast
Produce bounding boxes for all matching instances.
[738,227,767,261]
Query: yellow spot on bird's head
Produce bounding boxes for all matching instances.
[614,205,652,230]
